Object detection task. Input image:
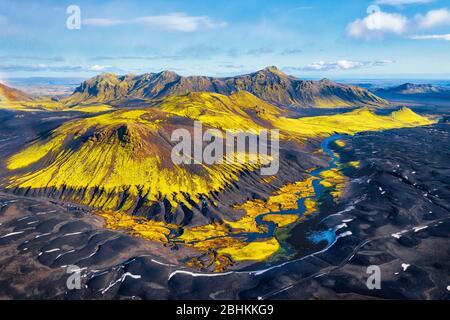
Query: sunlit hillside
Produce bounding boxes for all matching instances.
[4,91,434,219]
[63,67,388,108]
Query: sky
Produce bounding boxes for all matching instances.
[1,0,450,80]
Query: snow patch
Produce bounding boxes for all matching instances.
[413,226,428,232]
[0,231,24,238]
[44,248,60,253]
[100,272,142,294]
[63,232,83,237]
[35,232,51,239]
[392,230,407,239]
[401,263,410,271]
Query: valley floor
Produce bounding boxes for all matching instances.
[0,123,449,299]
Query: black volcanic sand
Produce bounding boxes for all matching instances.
[0,108,449,299]
[0,192,203,299]
[257,124,450,300]
[0,109,98,166]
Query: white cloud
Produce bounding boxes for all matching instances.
[295,59,394,71]
[83,13,227,32]
[347,7,450,40]
[410,33,450,40]
[415,8,450,28]
[375,0,434,6]
[347,11,408,40]
[90,65,110,71]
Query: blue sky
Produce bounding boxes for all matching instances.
[1,0,450,79]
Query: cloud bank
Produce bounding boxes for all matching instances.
[409,34,450,40]
[83,12,227,32]
[347,7,450,40]
[289,59,395,72]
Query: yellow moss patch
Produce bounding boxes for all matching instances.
[320,167,347,199]
[218,238,280,261]
[98,211,177,242]
[348,161,361,168]
[7,134,67,170]
[227,177,316,233]
[335,140,346,147]
[171,176,319,264]
[262,214,299,227]
[0,100,65,112]
[158,91,279,132]
[304,198,316,214]
[0,100,116,113]
[179,223,230,243]
[66,104,114,113]
[271,107,435,138]
[212,255,234,272]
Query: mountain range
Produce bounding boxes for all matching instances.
[374,83,450,103]
[0,83,31,102]
[64,66,387,108]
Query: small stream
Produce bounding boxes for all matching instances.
[167,134,349,278]
[245,134,344,242]
[173,134,346,246]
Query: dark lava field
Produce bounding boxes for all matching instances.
[0,122,449,299]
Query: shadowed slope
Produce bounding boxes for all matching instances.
[0,83,31,102]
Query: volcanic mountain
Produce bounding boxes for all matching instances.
[3,90,432,227]
[64,66,387,108]
[0,83,31,102]
[374,83,450,103]
[377,83,445,94]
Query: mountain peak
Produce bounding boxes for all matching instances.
[96,72,117,79]
[158,70,179,77]
[319,78,333,84]
[264,66,279,72]
[257,66,287,77]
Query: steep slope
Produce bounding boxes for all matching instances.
[4,91,433,223]
[64,66,387,108]
[4,108,261,215]
[155,91,280,131]
[0,83,31,102]
[4,92,279,221]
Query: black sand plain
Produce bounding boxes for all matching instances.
[0,109,449,299]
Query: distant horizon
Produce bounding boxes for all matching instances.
[1,1,450,80]
[3,69,450,82]
[4,68,450,98]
